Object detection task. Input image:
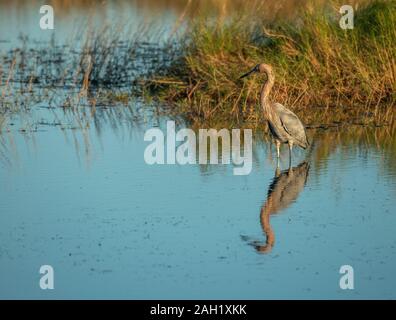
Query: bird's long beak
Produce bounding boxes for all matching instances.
[239,68,256,79]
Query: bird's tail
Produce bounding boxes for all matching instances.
[299,139,309,149]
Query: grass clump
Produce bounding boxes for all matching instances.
[147,0,396,128]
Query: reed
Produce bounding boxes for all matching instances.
[0,21,179,125]
[146,0,396,128]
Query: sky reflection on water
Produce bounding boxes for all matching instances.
[0,0,395,300]
[0,106,395,299]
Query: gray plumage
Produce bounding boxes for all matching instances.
[240,63,309,159]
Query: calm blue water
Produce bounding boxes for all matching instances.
[0,1,176,50]
[0,105,395,299]
[0,1,396,300]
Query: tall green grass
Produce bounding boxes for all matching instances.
[147,0,396,128]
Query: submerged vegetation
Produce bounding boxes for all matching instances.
[146,0,396,128]
[0,24,180,133]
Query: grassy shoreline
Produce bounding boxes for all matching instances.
[1,0,395,133]
[145,0,396,128]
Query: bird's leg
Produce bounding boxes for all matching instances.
[275,154,281,176]
[288,141,293,168]
[275,140,280,159]
[275,163,281,177]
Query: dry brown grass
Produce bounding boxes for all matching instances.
[145,0,396,128]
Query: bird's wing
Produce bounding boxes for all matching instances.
[273,103,308,148]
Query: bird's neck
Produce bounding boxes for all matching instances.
[260,73,275,119]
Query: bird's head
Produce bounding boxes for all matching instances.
[239,63,273,79]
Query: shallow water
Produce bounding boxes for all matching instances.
[0,105,395,299]
[0,1,176,49]
[1,0,396,300]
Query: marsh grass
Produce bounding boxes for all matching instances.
[1,0,394,133]
[146,0,396,128]
[0,22,181,133]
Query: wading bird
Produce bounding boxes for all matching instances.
[240,64,309,162]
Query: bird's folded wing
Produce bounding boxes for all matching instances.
[273,103,308,147]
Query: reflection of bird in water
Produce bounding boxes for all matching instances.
[240,64,309,163]
[243,161,310,253]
